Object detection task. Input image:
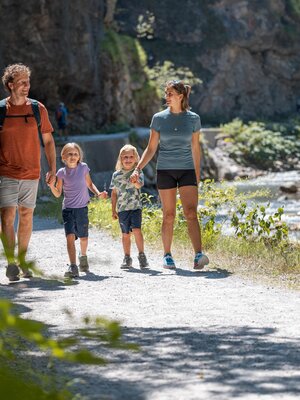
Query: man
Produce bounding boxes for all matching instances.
[55,101,68,139]
[0,63,56,281]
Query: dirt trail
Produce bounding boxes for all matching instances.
[0,216,299,400]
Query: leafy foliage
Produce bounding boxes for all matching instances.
[231,203,289,244]
[145,60,202,97]
[220,118,300,170]
[0,296,137,399]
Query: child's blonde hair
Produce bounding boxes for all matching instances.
[61,142,83,164]
[115,144,140,171]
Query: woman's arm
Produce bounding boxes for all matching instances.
[48,177,63,198]
[137,129,159,170]
[191,131,201,185]
[130,129,159,182]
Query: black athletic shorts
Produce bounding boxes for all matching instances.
[156,169,197,190]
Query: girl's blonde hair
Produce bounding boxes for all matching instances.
[61,142,83,164]
[115,144,140,171]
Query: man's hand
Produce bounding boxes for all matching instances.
[112,210,118,220]
[46,171,56,185]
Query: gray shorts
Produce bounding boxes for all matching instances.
[0,176,39,209]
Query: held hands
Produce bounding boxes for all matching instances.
[46,171,56,185]
[130,169,140,184]
[112,210,118,220]
[97,191,108,199]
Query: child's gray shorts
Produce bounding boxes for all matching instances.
[0,176,39,209]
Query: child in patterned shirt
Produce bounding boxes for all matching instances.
[110,144,149,269]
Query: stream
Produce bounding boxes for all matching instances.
[213,171,300,241]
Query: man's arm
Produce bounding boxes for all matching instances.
[42,132,56,184]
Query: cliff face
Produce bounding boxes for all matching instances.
[116,0,300,123]
[0,0,299,133]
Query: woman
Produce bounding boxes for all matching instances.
[130,80,209,270]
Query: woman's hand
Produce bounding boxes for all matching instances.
[130,169,140,183]
[112,210,118,220]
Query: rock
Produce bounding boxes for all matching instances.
[0,1,299,133]
[279,183,298,193]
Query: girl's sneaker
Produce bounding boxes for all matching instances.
[194,252,209,270]
[121,255,133,269]
[64,264,79,278]
[163,253,176,270]
[138,252,149,269]
[79,255,89,272]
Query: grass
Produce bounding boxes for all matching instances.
[35,196,300,290]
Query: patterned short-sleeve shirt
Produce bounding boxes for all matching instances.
[110,168,144,212]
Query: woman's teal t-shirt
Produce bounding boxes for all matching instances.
[150,108,201,170]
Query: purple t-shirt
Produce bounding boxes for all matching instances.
[57,162,90,209]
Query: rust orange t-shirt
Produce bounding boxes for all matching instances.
[0,98,53,180]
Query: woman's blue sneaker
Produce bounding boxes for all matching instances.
[163,253,176,270]
[194,252,209,270]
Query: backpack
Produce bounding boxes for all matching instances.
[55,108,62,121]
[0,98,44,147]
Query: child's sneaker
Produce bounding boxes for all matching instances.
[138,252,149,269]
[194,252,209,270]
[64,264,79,278]
[79,255,89,272]
[121,255,133,269]
[163,253,176,270]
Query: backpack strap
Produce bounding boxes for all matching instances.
[0,98,7,130]
[0,98,44,147]
[28,98,44,148]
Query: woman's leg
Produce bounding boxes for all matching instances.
[178,185,202,253]
[158,188,177,254]
[66,234,76,264]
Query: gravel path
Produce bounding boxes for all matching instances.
[0,216,300,400]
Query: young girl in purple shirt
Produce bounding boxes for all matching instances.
[48,142,107,278]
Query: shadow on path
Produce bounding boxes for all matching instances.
[175,267,232,278]
[60,325,300,400]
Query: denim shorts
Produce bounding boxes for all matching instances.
[0,176,39,209]
[157,169,197,190]
[62,207,89,238]
[118,209,142,234]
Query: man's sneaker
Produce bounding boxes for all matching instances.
[194,252,209,270]
[79,255,89,272]
[6,264,20,282]
[64,264,79,278]
[163,253,176,270]
[121,255,133,269]
[138,252,149,269]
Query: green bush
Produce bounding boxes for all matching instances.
[221,118,300,170]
